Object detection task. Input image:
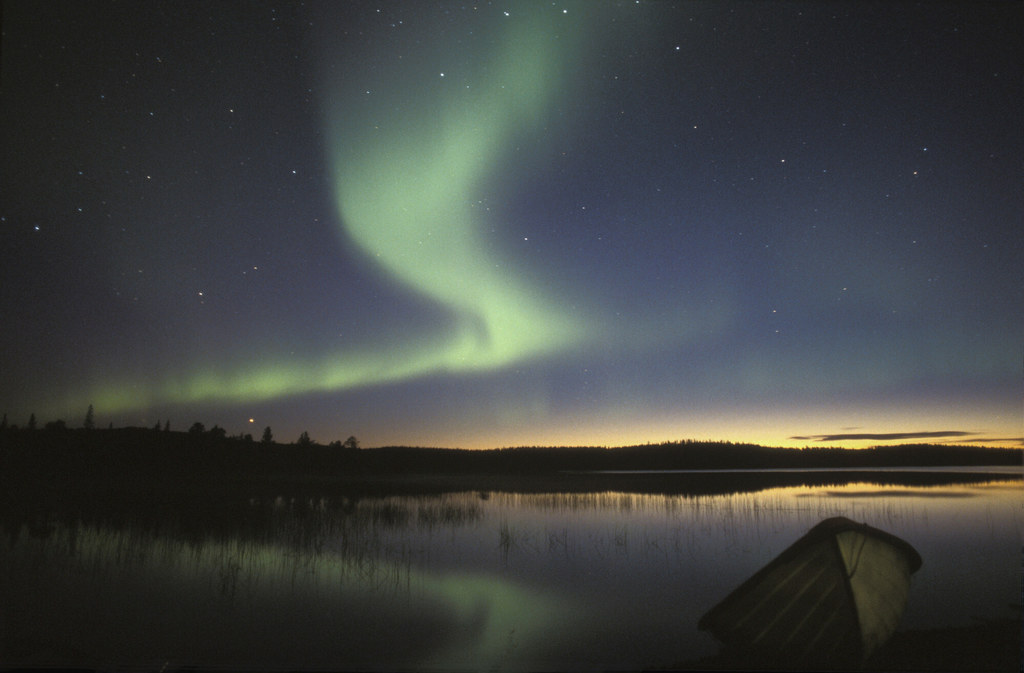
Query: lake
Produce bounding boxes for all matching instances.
[2,468,1020,671]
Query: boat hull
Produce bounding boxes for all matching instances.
[698,517,922,667]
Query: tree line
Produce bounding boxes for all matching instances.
[0,406,359,450]
[2,407,1020,475]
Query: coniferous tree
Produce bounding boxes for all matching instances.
[261,426,273,444]
[297,430,313,446]
[83,404,95,430]
[0,413,7,430]
[163,420,170,432]
[27,413,36,430]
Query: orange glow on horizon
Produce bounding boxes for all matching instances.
[345,402,1023,451]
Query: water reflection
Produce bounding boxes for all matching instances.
[1,478,1020,670]
[3,499,574,670]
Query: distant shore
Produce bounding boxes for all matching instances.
[2,424,1020,471]
[2,427,1020,539]
[2,424,1020,500]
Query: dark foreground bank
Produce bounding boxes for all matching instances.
[3,619,1016,672]
[673,617,1021,672]
[867,617,1022,672]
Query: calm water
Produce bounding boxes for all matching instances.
[2,471,1021,671]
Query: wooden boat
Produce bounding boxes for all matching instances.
[698,516,922,667]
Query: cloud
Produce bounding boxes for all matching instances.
[946,436,1024,445]
[789,430,978,442]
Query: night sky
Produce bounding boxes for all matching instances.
[2,1,1021,449]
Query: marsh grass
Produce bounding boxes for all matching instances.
[498,518,539,562]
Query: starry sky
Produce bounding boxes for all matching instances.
[2,1,1021,449]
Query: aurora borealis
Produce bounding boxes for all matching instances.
[324,6,592,375]
[1,1,1021,449]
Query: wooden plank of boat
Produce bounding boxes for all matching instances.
[698,516,922,667]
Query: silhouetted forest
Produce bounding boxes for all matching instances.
[1,421,1019,488]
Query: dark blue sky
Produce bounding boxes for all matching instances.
[2,1,1021,448]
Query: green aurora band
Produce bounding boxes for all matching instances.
[325,10,593,372]
[71,7,604,415]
